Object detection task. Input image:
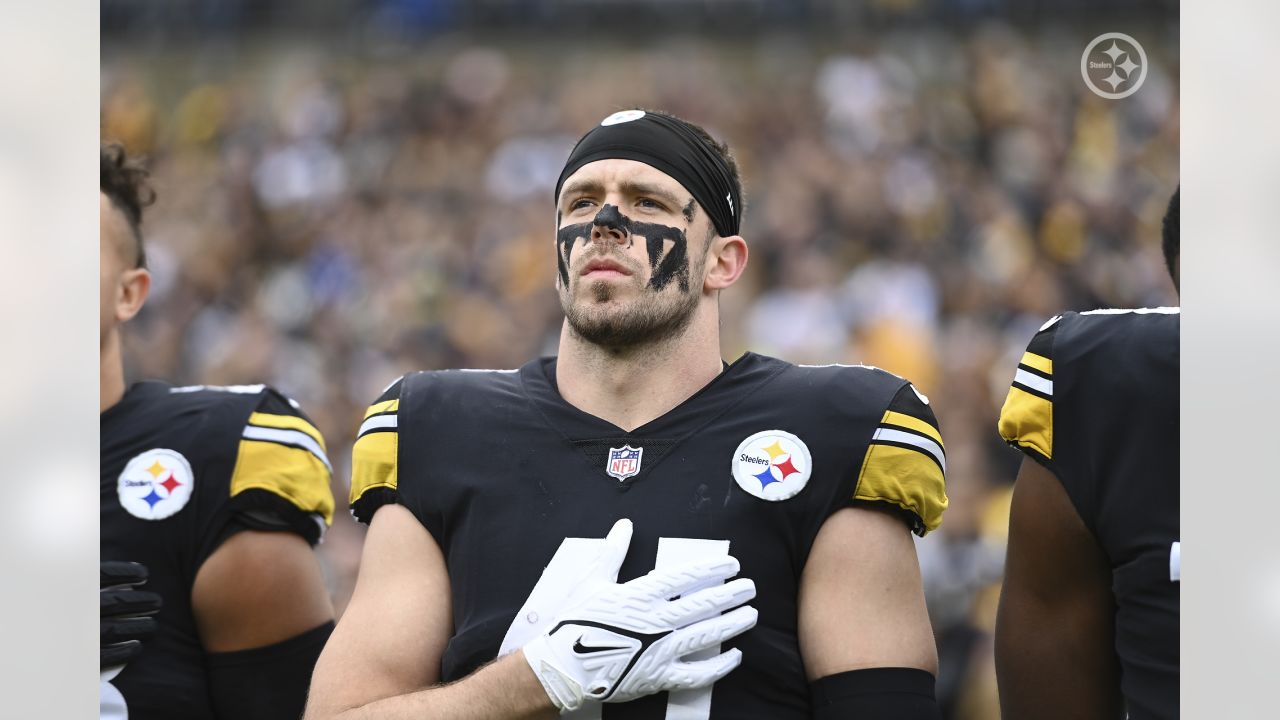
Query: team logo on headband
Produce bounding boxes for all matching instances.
[601,110,646,126]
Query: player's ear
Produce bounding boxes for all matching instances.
[116,267,151,323]
[703,235,748,292]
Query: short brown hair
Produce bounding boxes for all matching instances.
[100,142,154,268]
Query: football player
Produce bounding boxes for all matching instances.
[307,110,948,719]
[994,188,1180,719]
[100,143,337,719]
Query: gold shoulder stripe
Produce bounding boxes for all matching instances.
[998,385,1052,460]
[364,399,400,419]
[230,440,335,524]
[247,412,325,449]
[854,443,949,535]
[350,427,398,504]
[1020,351,1052,376]
[881,410,944,448]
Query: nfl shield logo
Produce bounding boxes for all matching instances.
[606,445,643,482]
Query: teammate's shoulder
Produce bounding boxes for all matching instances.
[1071,305,1180,322]
[996,308,1178,463]
[230,383,334,540]
[161,381,268,409]
[136,382,276,437]
[160,381,331,476]
[1061,306,1180,332]
[165,381,325,426]
[1015,307,1179,376]
[997,314,1066,462]
[1067,305,1179,353]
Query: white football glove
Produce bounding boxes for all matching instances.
[522,519,757,713]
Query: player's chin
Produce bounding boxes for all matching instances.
[574,277,637,304]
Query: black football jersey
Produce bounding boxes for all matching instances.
[350,352,948,719]
[101,381,335,720]
[998,308,1179,720]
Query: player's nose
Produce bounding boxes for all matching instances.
[590,204,630,245]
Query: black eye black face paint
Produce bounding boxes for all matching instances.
[556,208,582,287]
[556,204,691,293]
[642,224,689,292]
[682,198,695,223]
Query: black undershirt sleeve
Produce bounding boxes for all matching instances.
[810,667,942,720]
[205,621,334,720]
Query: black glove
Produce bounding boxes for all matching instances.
[101,561,162,669]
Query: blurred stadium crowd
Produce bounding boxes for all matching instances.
[102,8,1178,717]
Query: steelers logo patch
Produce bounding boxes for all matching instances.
[731,430,812,502]
[601,109,646,126]
[117,449,195,521]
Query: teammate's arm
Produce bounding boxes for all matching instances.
[191,389,339,719]
[304,503,557,720]
[194,531,332,651]
[798,506,942,719]
[193,530,336,719]
[995,458,1124,719]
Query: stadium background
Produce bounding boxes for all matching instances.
[102,1,1179,716]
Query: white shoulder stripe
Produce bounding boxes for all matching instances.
[1014,368,1053,396]
[242,425,333,472]
[456,368,520,373]
[872,428,946,472]
[358,414,398,438]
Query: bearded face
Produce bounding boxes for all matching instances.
[555,160,713,350]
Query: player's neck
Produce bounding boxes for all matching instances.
[101,333,126,414]
[555,318,723,432]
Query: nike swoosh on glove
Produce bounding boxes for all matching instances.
[522,519,757,713]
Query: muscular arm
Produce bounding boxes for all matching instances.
[304,504,556,720]
[798,506,938,678]
[995,458,1123,719]
[191,529,335,720]
[193,530,333,652]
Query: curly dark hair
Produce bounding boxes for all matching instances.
[101,142,155,268]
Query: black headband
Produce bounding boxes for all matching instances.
[555,110,741,238]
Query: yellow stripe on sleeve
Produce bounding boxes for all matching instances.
[364,399,400,419]
[854,443,949,535]
[998,385,1053,460]
[881,410,944,448]
[246,412,326,449]
[350,427,398,505]
[230,440,335,524]
[1020,351,1052,376]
